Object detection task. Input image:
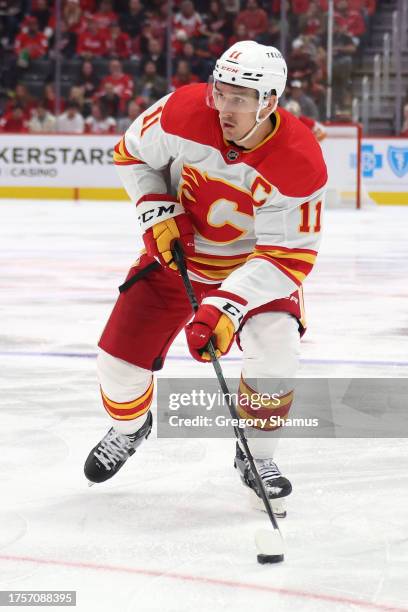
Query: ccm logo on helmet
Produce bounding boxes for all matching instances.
[138,204,176,224]
[219,64,239,73]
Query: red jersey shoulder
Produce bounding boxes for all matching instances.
[161,87,327,198]
[161,83,220,145]
[251,108,328,198]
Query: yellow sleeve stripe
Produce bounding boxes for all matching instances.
[188,254,249,267]
[113,137,145,165]
[256,249,316,264]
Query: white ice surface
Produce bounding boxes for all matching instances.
[0,200,407,612]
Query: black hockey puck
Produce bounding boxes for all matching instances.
[257,554,284,564]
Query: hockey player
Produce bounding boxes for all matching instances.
[84,41,327,515]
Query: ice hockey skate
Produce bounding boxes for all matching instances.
[234,442,292,518]
[84,412,153,485]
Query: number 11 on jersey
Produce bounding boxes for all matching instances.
[299,201,322,233]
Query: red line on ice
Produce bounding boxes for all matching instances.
[0,554,406,611]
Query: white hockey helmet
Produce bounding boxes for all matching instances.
[212,40,287,104]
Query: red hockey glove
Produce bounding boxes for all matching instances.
[137,195,194,271]
[185,291,248,362]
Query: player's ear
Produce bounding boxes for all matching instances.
[259,95,278,120]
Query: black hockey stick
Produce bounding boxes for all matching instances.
[172,242,284,557]
[119,261,160,293]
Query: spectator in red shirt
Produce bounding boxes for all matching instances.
[335,0,365,38]
[299,2,325,37]
[44,82,65,115]
[14,16,48,66]
[98,59,134,112]
[4,83,36,119]
[93,0,118,30]
[0,106,29,132]
[173,0,208,41]
[76,17,107,58]
[234,0,268,39]
[171,59,199,90]
[63,0,82,33]
[105,22,131,59]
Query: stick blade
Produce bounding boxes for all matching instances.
[255,528,285,564]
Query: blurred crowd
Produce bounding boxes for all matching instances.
[0,0,378,134]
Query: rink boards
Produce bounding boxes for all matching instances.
[0,130,407,205]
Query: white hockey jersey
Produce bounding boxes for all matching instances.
[113,83,327,316]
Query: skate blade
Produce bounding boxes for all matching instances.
[249,490,287,518]
[87,481,95,488]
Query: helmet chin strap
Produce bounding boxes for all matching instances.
[233,98,279,146]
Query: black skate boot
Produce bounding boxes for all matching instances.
[84,411,153,484]
[234,442,292,518]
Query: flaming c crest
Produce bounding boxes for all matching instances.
[178,165,254,244]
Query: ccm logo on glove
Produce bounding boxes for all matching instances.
[138,203,177,225]
[136,194,194,271]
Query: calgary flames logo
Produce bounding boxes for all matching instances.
[178,165,254,244]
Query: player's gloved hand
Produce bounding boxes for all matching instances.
[136,194,194,271]
[313,121,327,142]
[185,291,247,362]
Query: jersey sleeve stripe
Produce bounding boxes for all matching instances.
[188,253,250,268]
[113,137,145,166]
[185,252,251,280]
[247,246,317,286]
[247,253,309,286]
[255,244,318,256]
[250,254,315,273]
